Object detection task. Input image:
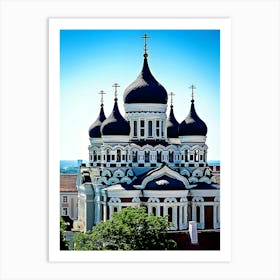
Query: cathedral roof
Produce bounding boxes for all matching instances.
[88,104,106,138]
[101,98,130,136]
[166,105,179,138]
[191,182,219,190]
[103,183,137,191]
[130,139,169,147]
[178,99,207,136]
[123,56,168,104]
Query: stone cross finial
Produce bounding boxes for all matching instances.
[141,33,150,57]
[189,84,196,101]
[112,83,120,99]
[169,92,175,105]
[98,90,106,105]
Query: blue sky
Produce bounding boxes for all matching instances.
[60,29,220,160]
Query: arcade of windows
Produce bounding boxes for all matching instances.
[90,148,206,167]
[131,119,165,139]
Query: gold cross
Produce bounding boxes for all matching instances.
[141,33,150,55]
[169,92,175,105]
[98,90,106,104]
[112,83,120,99]
[189,84,196,100]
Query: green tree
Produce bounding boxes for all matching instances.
[60,217,69,250]
[74,207,177,250]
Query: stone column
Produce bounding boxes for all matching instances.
[179,206,183,230]
[172,206,178,230]
[94,186,101,224]
[189,221,198,245]
[214,203,220,229]
[200,204,205,229]
[103,192,107,222]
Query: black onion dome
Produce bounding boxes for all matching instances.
[166,105,179,138]
[101,99,130,136]
[179,100,207,136]
[88,105,106,138]
[123,57,168,104]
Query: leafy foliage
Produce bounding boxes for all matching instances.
[60,217,69,250]
[74,207,177,250]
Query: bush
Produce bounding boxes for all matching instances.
[74,207,177,250]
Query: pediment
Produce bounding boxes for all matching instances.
[141,165,189,189]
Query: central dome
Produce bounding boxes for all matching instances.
[123,57,168,104]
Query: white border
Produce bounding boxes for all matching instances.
[49,18,231,262]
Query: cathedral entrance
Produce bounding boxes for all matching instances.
[204,206,213,229]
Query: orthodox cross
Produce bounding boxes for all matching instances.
[98,90,106,104]
[112,83,120,99]
[189,84,196,101]
[169,92,175,106]
[141,33,150,56]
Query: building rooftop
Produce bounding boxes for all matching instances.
[60,174,78,192]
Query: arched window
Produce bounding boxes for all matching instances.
[93,150,97,161]
[132,151,138,163]
[157,151,162,163]
[184,150,188,162]
[148,120,153,137]
[145,151,150,162]
[169,151,174,162]
[161,121,164,137]
[196,206,200,223]
[133,121,137,137]
[168,207,173,223]
[106,149,110,162]
[152,207,157,216]
[116,149,121,162]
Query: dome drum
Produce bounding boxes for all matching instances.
[179,135,207,143]
[89,137,103,145]
[124,103,167,114]
[102,135,130,143]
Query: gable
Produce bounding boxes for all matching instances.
[140,165,189,189]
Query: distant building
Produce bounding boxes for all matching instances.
[209,164,220,185]
[74,35,220,233]
[60,175,78,220]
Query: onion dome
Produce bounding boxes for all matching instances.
[88,91,106,138]
[88,104,106,138]
[123,34,167,104]
[166,104,179,138]
[101,87,130,136]
[178,89,207,136]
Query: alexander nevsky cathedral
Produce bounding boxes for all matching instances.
[75,34,220,232]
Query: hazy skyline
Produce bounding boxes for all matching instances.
[60,30,220,160]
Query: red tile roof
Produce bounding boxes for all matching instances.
[60,175,77,192]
